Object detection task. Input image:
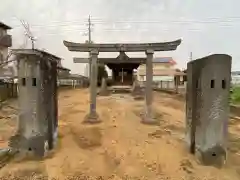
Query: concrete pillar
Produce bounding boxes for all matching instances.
[142,49,156,124]
[9,50,59,157]
[175,76,179,93]
[186,54,232,167]
[84,49,101,123]
[89,59,92,79]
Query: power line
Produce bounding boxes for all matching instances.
[91,16,240,21]
[11,17,240,29]
[28,25,237,36]
[91,17,240,24]
[21,21,239,34]
[8,16,240,39]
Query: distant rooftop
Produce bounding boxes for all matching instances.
[153,57,176,65]
[58,66,70,71]
[12,49,61,61]
[0,22,12,30]
[232,71,240,75]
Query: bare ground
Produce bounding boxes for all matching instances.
[0,89,239,180]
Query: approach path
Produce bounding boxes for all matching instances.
[0,89,239,180]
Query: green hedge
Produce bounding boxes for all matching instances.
[230,86,240,105]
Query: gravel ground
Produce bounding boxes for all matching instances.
[0,89,239,180]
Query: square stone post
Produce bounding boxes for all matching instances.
[142,49,156,124]
[9,50,59,157]
[84,49,101,123]
[88,52,92,80]
[175,75,179,93]
[89,59,92,80]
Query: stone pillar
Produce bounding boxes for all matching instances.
[84,49,101,123]
[175,75,179,93]
[9,50,59,157]
[89,59,92,80]
[88,52,92,80]
[142,49,156,124]
[186,54,232,167]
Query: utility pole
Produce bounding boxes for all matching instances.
[190,52,193,61]
[86,15,93,78]
[88,15,92,44]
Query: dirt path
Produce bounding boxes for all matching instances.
[0,89,239,180]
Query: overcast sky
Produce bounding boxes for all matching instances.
[1,0,240,74]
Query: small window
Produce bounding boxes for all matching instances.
[211,80,215,88]
[196,80,198,88]
[222,80,226,89]
[22,78,26,86]
[32,78,37,86]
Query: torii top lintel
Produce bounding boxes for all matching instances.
[63,39,182,52]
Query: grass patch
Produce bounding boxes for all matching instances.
[230,86,240,105]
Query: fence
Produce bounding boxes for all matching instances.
[139,80,187,94]
[152,81,176,89]
[0,82,18,103]
[150,81,240,117]
[57,78,89,89]
[0,78,88,103]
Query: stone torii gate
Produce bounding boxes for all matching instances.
[63,39,181,124]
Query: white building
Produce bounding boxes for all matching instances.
[231,71,240,85]
[0,22,13,77]
[137,57,177,82]
[84,63,90,77]
[0,22,12,62]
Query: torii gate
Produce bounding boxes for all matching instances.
[63,39,181,124]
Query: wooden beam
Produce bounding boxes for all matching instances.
[73,57,146,64]
[73,58,89,63]
[64,39,182,52]
[101,58,146,64]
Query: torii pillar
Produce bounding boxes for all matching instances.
[142,49,156,124]
[84,49,101,123]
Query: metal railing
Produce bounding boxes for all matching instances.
[139,80,186,94]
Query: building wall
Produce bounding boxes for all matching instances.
[138,62,175,71]
[0,27,8,63]
[84,63,90,77]
[137,62,175,82]
[139,75,174,82]
[0,27,7,36]
[231,74,240,85]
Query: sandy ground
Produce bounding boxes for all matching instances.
[0,89,239,179]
